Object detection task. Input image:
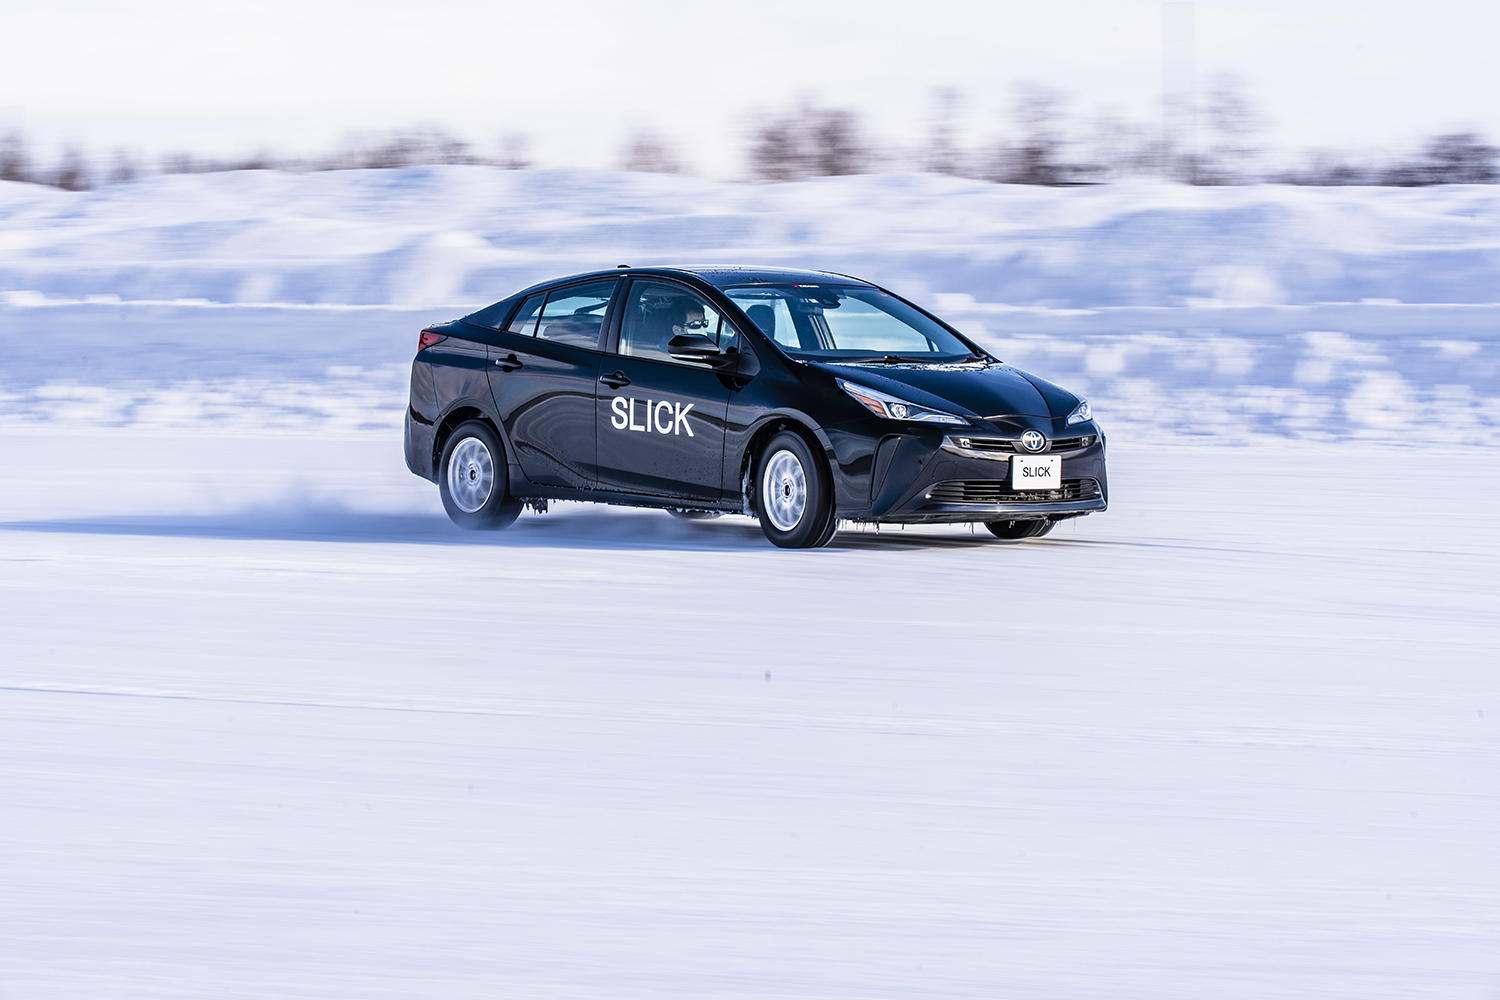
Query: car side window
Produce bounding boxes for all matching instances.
[734,295,799,348]
[507,294,546,336]
[715,318,739,353]
[618,281,724,363]
[535,280,615,349]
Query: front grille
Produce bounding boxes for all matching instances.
[959,437,1018,453]
[926,478,1102,504]
[950,435,1093,454]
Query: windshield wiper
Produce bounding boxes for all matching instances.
[814,353,966,364]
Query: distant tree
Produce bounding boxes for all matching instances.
[1012,84,1065,184]
[747,101,873,181]
[620,130,684,174]
[806,107,869,176]
[1428,133,1498,182]
[1382,132,1498,185]
[1078,109,1164,181]
[1199,75,1265,184]
[1274,150,1375,186]
[161,151,200,174]
[53,144,91,191]
[325,125,481,171]
[988,83,1074,185]
[229,150,275,171]
[1,131,32,183]
[106,148,141,185]
[748,115,803,182]
[923,87,967,176]
[496,132,532,170]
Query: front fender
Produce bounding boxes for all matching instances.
[732,408,860,514]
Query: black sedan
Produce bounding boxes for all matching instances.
[404,266,1107,548]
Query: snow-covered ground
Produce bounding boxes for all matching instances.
[2,432,1498,999]
[3,170,1499,997]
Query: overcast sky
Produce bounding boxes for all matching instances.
[2,0,1497,177]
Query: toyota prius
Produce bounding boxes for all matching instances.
[404,266,1107,548]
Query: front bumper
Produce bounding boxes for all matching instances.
[861,426,1109,524]
[886,481,1107,523]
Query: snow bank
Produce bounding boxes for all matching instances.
[3,168,1498,442]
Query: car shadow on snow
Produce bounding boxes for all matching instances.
[0,505,1033,553]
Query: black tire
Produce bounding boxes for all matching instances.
[438,420,522,530]
[666,508,723,521]
[983,517,1054,540]
[755,431,834,549]
[810,509,840,548]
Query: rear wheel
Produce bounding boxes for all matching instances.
[438,420,522,530]
[756,431,834,549]
[984,517,1054,540]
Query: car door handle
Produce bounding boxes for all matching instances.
[494,354,523,372]
[598,371,630,389]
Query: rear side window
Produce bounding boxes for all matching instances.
[506,294,546,336]
[462,294,524,331]
[536,280,616,349]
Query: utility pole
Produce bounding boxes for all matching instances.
[1162,2,1197,183]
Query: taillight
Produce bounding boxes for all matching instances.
[418,329,445,351]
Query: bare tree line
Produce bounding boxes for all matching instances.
[0,125,536,190]
[741,81,1498,187]
[2,84,1496,190]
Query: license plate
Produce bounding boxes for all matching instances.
[1012,455,1060,489]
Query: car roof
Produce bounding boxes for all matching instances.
[534,265,873,290]
[661,266,871,288]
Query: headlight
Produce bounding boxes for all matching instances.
[1065,399,1092,426]
[837,379,967,425]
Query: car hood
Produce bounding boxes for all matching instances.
[816,361,1072,419]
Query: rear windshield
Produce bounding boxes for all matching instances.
[723,284,978,363]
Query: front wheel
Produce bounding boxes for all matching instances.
[984,518,1054,540]
[756,431,835,549]
[438,420,522,530]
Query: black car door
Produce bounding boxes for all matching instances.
[595,279,732,500]
[486,279,615,488]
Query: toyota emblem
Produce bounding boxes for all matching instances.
[1020,430,1047,452]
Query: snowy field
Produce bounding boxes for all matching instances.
[2,170,1499,997]
[3,169,1498,443]
[3,432,1497,999]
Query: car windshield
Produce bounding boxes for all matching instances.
[723,284,977,363]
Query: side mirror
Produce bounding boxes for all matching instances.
[668,334,731,366]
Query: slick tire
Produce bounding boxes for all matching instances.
[438,420,523,530]
[756,431,835,549]
[984,517,1054,540]
[810,510,840,548]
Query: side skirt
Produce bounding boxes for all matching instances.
[511,483,744,514]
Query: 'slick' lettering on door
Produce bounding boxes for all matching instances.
[610,396,695,437]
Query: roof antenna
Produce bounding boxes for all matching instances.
[617,263,630,269]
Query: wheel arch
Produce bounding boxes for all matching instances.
[433,401,507,480]
[735,412,835,515]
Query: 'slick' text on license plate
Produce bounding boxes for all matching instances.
[1012,455,1060,489]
